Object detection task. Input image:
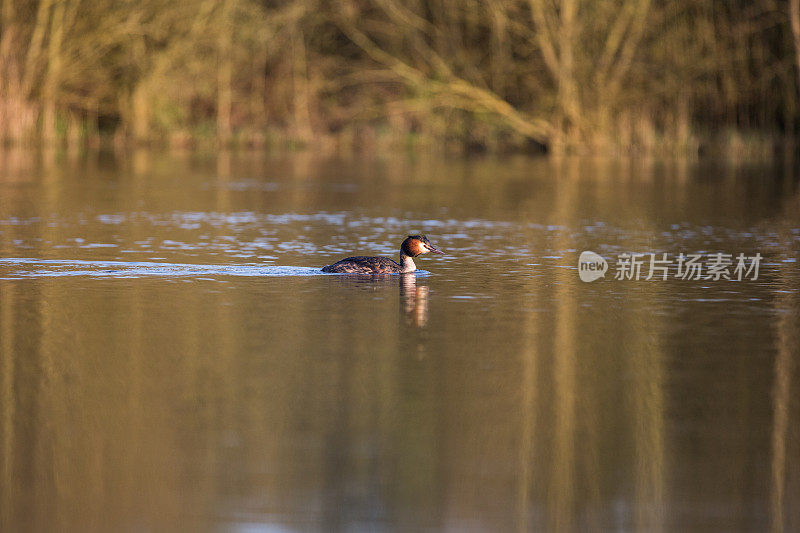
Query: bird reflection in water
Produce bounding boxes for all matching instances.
[400,273,429,327]
[324,272,430,328]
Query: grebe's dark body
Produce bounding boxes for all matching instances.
[322,256,406,274]
[322,235,444,274]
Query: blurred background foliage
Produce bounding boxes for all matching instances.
[1,0,800,155]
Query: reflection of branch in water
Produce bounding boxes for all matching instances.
[770,261,797,532]
[770,181,800,533]
[400,273,429,328]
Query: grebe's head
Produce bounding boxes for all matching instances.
[401,235,445,257]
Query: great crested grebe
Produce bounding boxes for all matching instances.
[321,235,445,274]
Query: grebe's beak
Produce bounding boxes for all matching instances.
[426,243,445,255]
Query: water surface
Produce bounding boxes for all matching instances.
[0,151,799,531]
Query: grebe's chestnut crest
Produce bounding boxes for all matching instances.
[321,235,445,274]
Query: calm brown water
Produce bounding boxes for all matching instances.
[0,150,799,532]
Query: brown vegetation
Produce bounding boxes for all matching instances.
[0,0,799,154]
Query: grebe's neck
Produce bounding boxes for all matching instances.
[399,251,417,273]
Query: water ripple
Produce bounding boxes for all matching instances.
[0,258,325,278]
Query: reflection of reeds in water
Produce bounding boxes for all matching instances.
[511,157,666,531]
[549,158,578,532]
[770,209,799,532]
[0,282,15,528]
[771,282,794,533]
[517,235,540,533]
[631,302,665,533]
[2,154,797,531]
